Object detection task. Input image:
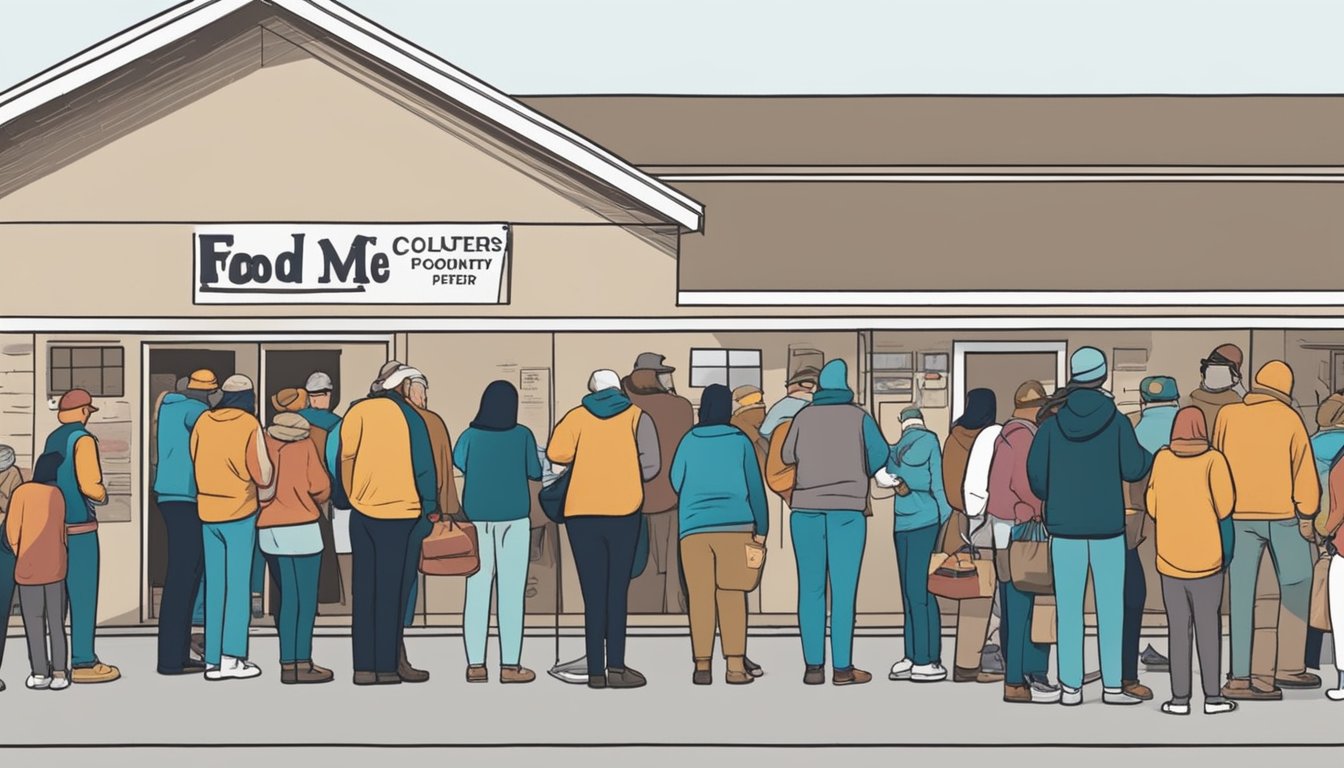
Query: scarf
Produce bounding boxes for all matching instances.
[378,390,438,515]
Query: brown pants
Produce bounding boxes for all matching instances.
[680,532,753,660]
[955,596,993,670]
[628,510,687,614]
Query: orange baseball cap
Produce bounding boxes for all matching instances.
[58,388,98,413]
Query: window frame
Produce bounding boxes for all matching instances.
[689,347,763,390]
[49,344,125,398]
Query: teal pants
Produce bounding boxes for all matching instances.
[894,524,941,666]
[792,510,867,670]
[1051,535,1126,690]
[202,515,258,665]
[66,531,100,668]
[463,519,531,667]
[1001,579,1050,685]
[0,539,15,668]
[1229,518,1313,679]
[264,553,320,664]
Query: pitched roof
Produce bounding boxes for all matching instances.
[0,0,703,230]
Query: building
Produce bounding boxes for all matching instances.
[2,0,1342,632]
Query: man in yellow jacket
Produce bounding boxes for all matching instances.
[1213,360,1320,700]
[547,369,660,689]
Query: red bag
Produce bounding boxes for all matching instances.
[419,519,480,577]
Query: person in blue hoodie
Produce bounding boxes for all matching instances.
[153,369,217,676]
[1307,393,1344,671]
[670,384,770,686]
[780,359,892,686]
[1028,347,1153,706]
[885,407,952,684]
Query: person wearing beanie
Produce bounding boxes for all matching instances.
[761,365,819,440]
[730,385,769,475]
[987,380,1061,704]
[6,456,71,692]
[1145,406,1238,715]
[153,369,218,676]
[781,359,890,686]
[548,369,660,689]
[190,374,272,681]
[1212,360,1321,699]
[41,388,118,684]
[259,412,332,684]
[341,364,438,686]
[621,352,695,617]
[1027,347,1153,706]
[885,405,951,684]
[0,443,23,691]
[1188,344,1246,433]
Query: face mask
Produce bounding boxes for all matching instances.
[207,390,223,408]
[658,373,675,392]
[1203,365,1234,391]
[795,390,813,402]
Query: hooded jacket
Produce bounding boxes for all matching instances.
[987,418,1042,525]
[5,482,67,585]
[1145,407,1235,579]
[1187,387,1242,438]
[1211,362,1318,521]
[1311,427,1344,528]
[1027,388,1153,539]
[153,392,210,504]
[547,387,660,517]
[731,405,768,475]
[622,370,694,515]
[190,407,273,523]
[669,424,770,538]
[339,394,432,521]
[887,423,951,532]
[259,428,331,529]
[941,426,979,513]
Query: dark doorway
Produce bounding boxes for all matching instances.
[963,352,1060,423]
[263,349,342,425]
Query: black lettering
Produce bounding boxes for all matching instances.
[198,234,233,285]
[318,236,374,284]
[370,251,390,283]
[276,234,303,283]
[228,252,271,285]
[393,237,410,256]
[490,236,504,251]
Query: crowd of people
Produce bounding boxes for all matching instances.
[2,343,1344,713]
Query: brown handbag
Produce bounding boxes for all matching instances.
[1311,552,1332,632]
[419,518,481,577]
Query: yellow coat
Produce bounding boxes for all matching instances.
[1212,394,1317,521]
[190,409,272,523]
[340,397,422,521]
[1145,447,1235,579]
[547,405,646,517]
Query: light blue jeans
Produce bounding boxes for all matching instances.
[202,514,258,666]
[792,510,867,670]
[1051,535,1126,690]
[463,519,531,667]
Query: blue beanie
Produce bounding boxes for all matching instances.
[1070,347,1108,383]
[899,407,923,422]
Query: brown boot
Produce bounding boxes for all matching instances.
[500,666,535,684]
[1123,679,1154,701]
[281,663,299,685]
[693,658,712,686]
[976,670,1004,684]
[953,666,981,683]
[1222,676,1283,701]
[1277,671,1322,689]
[466,665,488,684]
[725,656,754,685]
[833,667,873,686]
[295,662,333,684]
[398,641,429,683]
[1003,683,1032,703]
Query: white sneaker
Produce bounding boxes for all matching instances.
[1205,699,1238,715]
[204,656,262,681]
[49,674,70,691]
[1103,687,1144,705]
[888,658,913,681]
[910,663,948,683]
[1161,701,1190,715]
[1060,685,1082,706]
[25,674,51,690]
[1328,688,1344,702]
[1029,679,1062,703]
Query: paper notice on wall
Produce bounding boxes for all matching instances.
[519,368,552,446]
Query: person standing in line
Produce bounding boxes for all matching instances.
[298,371,352,612]
[1146,406,1238,716]
[760,366,820,442]
[1187,344,1247,431]
[455,381,543,685]
[669,384,769,686]
[400,369,460,682]
[1027,347,1153,706]
[341,365,437,686]
[191,375,273,681]
[731,385,769,474]
[1321,440,1344,700]
[1305,393,1344,672]
[154,370,217,676]
[43,388,119,684]
[1214,360,1321,700]
[781,359,891,686]
[0,444,24,692]
[987,381,1061,704]
[886,407,951,684]
[547,369,660,690]
[5,463,71,692]
[942,388,1002,684]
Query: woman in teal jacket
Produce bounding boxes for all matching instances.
[670,384,769,686]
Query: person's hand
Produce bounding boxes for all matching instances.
[1299,517,1317,543]
[428,513,441,523]
[752,534,766,546]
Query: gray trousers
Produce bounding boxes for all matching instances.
[1161,573,1224,704]
[19,582,67,676]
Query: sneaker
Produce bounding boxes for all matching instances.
[1205,699,1239,714]
[1140,644,1170,670]
[1161,701,1191,715]
[888,658,913,681]
[832,667,873,686]
[25,674,51,690]
[1103,687,1144,705]
[803,665,825,685]
[910,663,948,683]
[1060,685,1082,706]
[71,662,120,684]
[204,656,261,681]
[980,644,1005,675]
[1026,674,1060,693]
[1028,678,1062,703]
[1328,688,1344,702]
[49,673,70,691]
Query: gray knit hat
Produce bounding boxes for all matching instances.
[0,445,14,472]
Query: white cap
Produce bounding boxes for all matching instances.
[381,367,426,392]
[221,374,254,393]
[304,371,333,393]
[588,369,621,393]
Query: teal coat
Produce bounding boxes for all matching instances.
[669,425,769,538]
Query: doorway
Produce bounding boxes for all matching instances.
[953,341,1067,422]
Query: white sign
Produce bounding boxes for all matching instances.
[193,223,509,304]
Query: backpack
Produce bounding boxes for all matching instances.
[765,420,797,500]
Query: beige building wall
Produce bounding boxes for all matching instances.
[0,334,36,474]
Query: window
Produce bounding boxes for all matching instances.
[50,346,124,397]
[871,352,914,371]
[690,348,762,389]
[921,352,949,373]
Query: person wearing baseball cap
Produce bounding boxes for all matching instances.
[761,365,820,441]
[1189,343,1246,433]
[41,388,119,684]
[296,369,352,580]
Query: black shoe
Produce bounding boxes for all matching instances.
[744,656,764,678]
[158,659,208,676]
[587,675,607,689]
[803,665,825,685]
[607,667,647,689]
[692,669,712,686]
[1141,644,1170,671]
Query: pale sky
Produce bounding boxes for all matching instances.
[1,0,1341,95]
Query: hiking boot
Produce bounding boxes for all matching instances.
[744,656,764,678]
[1141,644,1170,670]
[1276,671,1322,689]
[1103,687,1144,705]
[353,671,380,686]
[587,675,607,689]
[281,663,299,685]
[397,641,429,683]
[295,663,333,684]
[71,662,120,684]
[607,667,647,689]
[1004,683,1033,703]
[833,667,872,686]
[1222,677,1282,701]
[803,665,825,685]
[953,666,981,683]
[726,657,754,685]
[466,665,488,684]
[1123,679,1154,700]
[500,666,535,684]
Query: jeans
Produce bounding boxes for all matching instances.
[463,519,530,667]
[251,542,266,595]
[1052,535,1126,690]
[0,540,15,669]
[1122,546,1147,682]
[157,500,204,672]
[402,514,434,628]
[566,514,640,677]
[66,531,100,668]
[894,524,941,666]
[1001,578,1050,685]
[1162,573,1225,704]
[19,582,67,676]
[792,510,866,670]
[350,510,415,674]
[202,515,258,666]
[264,553,321,664]
[1229,519,1312,679]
